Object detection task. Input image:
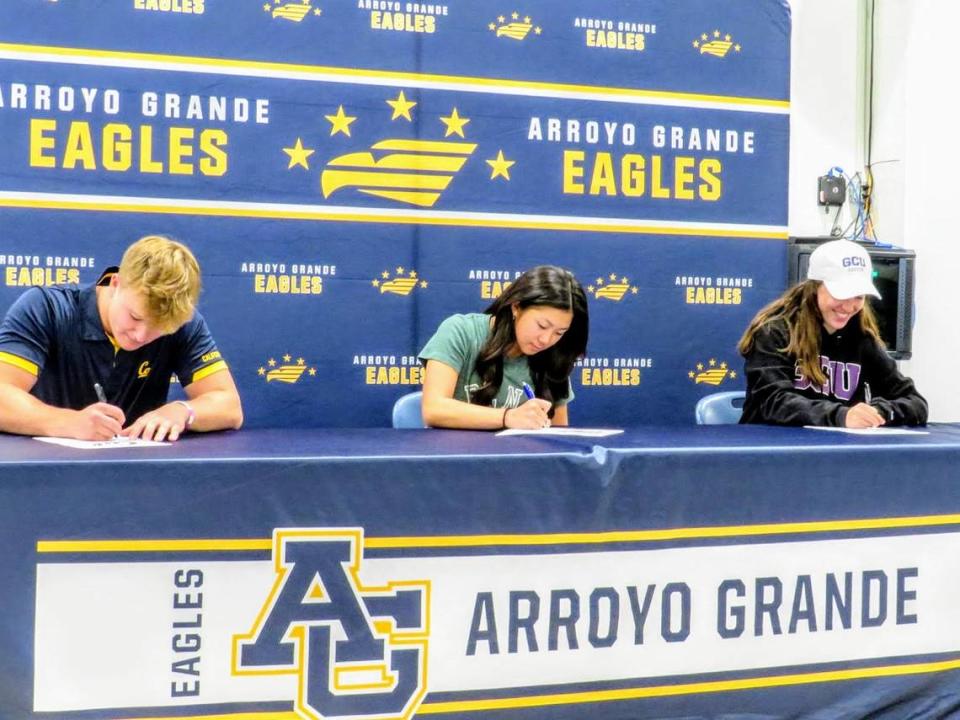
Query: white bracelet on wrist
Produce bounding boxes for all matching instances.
[173,400,196,428]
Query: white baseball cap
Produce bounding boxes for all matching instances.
[806,239,881,300]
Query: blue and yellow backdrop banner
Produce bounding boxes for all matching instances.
[0,0,791,427]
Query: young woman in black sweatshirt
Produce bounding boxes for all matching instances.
[738,240,927,428]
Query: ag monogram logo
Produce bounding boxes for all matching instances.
[233,529,429,720]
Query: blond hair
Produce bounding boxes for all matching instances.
[119,235,201,331]
[738,280,883,387]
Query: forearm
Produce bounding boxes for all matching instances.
[422,396,508,430]
[0,384,77,437]
[758,389,847,426]
[874,394,928,426]
[179,389,243,432]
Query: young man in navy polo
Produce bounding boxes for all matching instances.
[0,235,243,441]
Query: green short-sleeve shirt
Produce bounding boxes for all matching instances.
[419,313,573,409]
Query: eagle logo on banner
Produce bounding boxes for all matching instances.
[265,0,321,23]
[322,138,477,208]
[587,273,639,302]
[372,268,428,296]
[691,29,741,57]
[259,354,318,384]
[688,358,737,385]
[489,11,542,41]
[281,90,518,208]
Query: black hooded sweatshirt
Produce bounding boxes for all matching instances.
[740,318,928,427]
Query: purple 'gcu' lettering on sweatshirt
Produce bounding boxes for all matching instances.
[794,355,861,401]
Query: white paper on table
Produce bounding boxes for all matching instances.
[496,427,623,437]
[803,426,929,436]
[33,436,169,449]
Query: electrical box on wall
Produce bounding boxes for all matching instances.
[818,175,846,206]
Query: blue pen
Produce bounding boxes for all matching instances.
[522,382,536,400]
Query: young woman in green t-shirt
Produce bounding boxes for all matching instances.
[419,265,589,430]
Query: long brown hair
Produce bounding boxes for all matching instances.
[738,280,883,387]
[473,265,589,411]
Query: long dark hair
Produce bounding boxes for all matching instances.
[738,280,883,386]
[472,265,589,411]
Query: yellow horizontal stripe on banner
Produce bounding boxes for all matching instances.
[0,197,786,240]
[374,139,478,154]
[416,657,960,713]
[116,714,299,720]
[37,539,272,553]
[108,656,960,719]
[0,42,789,111]
[365,513,960,547]
[37,512,960,553]
[0,350,39,376]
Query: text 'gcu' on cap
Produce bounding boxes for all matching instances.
[806,239,881,300]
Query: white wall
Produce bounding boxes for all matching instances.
[893,1,959,421]
[788,0,863,238]
[789,0,958,420]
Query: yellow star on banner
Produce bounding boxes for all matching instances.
[258,367,266,376]
[372,279,380,287]
[283,353,292,362]
[386,90,417,121]
[268,358,277,367]
[498,14,505,22]
[486,150,515,180]
[440,107,470,138]
[511,11,519,19]
[309,368,317,376]
[396,266,405,274]
[325,105,356,137]
[283,138,314,170]
[730,371,738,379]
[420,280,428,289]
[534,26,542,34]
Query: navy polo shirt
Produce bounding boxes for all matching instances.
[0,268,228,421]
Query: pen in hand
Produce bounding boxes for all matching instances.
[93,382,122,440]
[522,382,536,400]
[864,382,872,405]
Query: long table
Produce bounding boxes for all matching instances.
[4,425,960,720]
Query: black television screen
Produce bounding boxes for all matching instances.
[788,238,915,360]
